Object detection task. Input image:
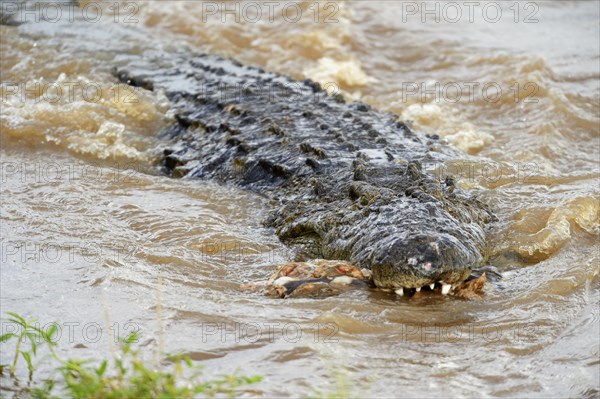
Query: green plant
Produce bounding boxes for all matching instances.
[1,312,262,398]
[0,311,58,381]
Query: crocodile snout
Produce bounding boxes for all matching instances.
[370,233,479,294]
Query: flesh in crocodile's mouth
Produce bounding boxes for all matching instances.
[245,260,491,300]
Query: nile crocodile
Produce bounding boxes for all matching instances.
[115,54,495,295]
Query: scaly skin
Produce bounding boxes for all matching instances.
[115,53,494,290]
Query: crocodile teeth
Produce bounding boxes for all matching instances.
[429,283,435,290]
[441,283,452,295]
[395,288,404,296]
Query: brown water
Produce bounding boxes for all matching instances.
[1,1,599,397]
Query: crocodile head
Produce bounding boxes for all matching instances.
[273,161,492,295]
[369,233,481,293]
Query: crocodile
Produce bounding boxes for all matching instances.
[115,53,495,296]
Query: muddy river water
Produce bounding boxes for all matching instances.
[1,1,599,397]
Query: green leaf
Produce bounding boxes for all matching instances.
[5,312,27,327]
[46,324,58,342]
[21,351,34,379]
[95,360,107,377]
[31,323,55,344]
[26,332,38,355]
[0,333,16,342]
[245,375,263,384]
[123,331,139,344]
